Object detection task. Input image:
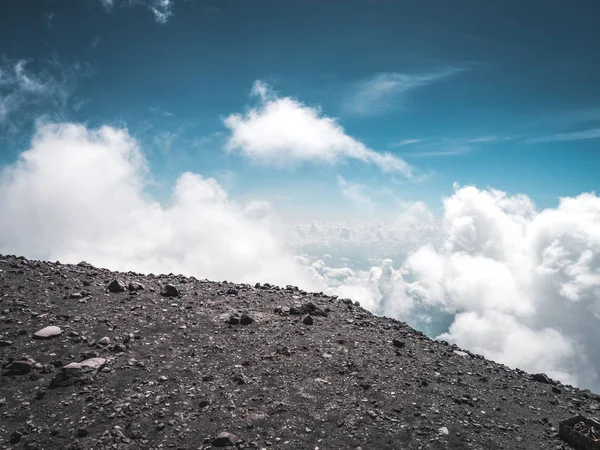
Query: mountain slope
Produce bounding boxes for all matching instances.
[0,254,598,450]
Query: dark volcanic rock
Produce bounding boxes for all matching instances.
[107,279,126,293]
[302,314,314,325]
[392,338,406,348]
[240,312,254,325]
[6,360,33,375]
[161,284,180,297]
[0,253,596,450]
[532,373,553,384]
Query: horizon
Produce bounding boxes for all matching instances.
[1,0,600,392]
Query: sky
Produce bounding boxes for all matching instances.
[1,1,600,392]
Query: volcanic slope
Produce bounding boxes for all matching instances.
[0,255,598,450]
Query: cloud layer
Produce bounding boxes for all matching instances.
[223,81,412,175]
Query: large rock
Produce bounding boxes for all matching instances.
[161,284,179,297]
[33,325,63,339]
[531,373,553,384]
[240,313,254,325]
[64,357,107,370]
[107,279,126,293]
[212,432,238,447]
[8,360,33,375]
[49,358,106,388]
[128,281,145,291]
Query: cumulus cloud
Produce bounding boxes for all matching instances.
[223,81,412,175]
[343,69,463,116]
[333,186,600,390]
[0,123,320,289]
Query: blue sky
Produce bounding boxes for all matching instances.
[1,0,599,218]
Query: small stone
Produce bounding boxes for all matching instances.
[0,340,13,347]
[10,430,23,444]
[240,313,254,325]
[158,375,168,383]
[212,432,238,447]
[392,339,405,348]
[226,288,238,295]
[69,292,83,299]
[107,279,126,293]
[77,428,88,438]
[161,284,179,297]
[552,386,562,394]
[228,314,240,325]
[438,426,449,435]
[302,314,314,325]
[231,373,250,385]
[113,343,126,353]
[98,336,111,346]
[33,325,63,339]
[277,346,291,356]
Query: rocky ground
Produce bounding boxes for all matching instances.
[1,254,599,450]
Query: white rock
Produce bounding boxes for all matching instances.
[33,326,63,339]
[64,357,106,370]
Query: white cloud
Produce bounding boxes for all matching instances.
[397,135,502,158]
[528,127,600,143]
[101,0,175,23]
[0,58,88,131]
[91,34,101,48]
[223,81,412,175]
[401,145,474,158]
[343,69,463,116]
[150,105,174,117]
[99,0,115,10]
[338,186,600,390]
[391,139,421,147]
[0,123,321,289]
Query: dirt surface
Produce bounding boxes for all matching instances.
[1,254,599,450]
